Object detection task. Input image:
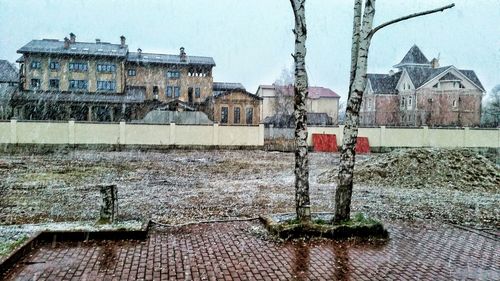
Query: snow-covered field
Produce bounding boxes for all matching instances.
[0,149,497,243]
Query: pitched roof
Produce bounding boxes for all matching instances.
[394,45,430,68]
[367,72,402,94]
[458,70,485,92]
[213,82,245,91]
[439,72,462,81]
[368,66,485,93]
[0,60,18,83]
[127,52,215,66]
[13,90,144,104]
[405,66,449,88]
[17,39,127,57]
[263,113,333,127]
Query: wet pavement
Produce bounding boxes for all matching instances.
[4,221,499,281]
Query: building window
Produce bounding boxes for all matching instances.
[30,61,41,69]
[30,79,40,89]
[407,96,412,108]
[97,64,116,73]
[127,69,136,76]
[69,62,88,72]
[49,79,59,89]
[153,86,159,99]
[221,107,228,124]
[400,97,405,108]
[459,82,465,89]
[167,71,180,79]
[69,79,88,90]
[195,87,201,98]
[174,86,180,98]
[49,61,60,70]
[367,98,372,110]
[452,100,457,108]
[234,107,241,124]
[166,86,173,97]
[97,80,116,91]
[246,108,253,124]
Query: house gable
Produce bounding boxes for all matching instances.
[396,69,415,92]
[418,66,484,92]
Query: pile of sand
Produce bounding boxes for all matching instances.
[319,148,499,192]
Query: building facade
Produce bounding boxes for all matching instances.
[0,60,19,120]
[360,45,485,127]
[12,33,259,125]
[206,83,262,125]
[256,85,340,125]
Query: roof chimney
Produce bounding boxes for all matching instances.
[64,37,70,49]
[430,58,440,69]
[180,47,187,62]
[389,69,395,76]
[137,48,142,57]
[69,33,76,43]
[120,35,126,48]
[95,38,101,44]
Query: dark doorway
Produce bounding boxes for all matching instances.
[188,87,193,104]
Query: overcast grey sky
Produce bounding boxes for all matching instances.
[0,0,498,100]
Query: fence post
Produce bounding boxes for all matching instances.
[380,126,386,148]
[10,118,17,144]
[258,123,265,146]
[463,127,470,147]
[170,122,176,145]
[212,123,219,146]
[119,120,126,145]
[68,119,75,145]
[422,126,430,147]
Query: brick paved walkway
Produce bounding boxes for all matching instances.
[4,221,499,280]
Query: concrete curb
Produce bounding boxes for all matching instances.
[0,220,150,278]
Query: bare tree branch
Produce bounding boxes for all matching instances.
[369,3,455,38]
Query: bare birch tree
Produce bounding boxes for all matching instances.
[334,0,455,222]
[273,68,294,117]
[290,0,311,223]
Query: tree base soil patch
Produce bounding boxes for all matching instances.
[260,212,389,240]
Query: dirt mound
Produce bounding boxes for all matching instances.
[320,148,499,192]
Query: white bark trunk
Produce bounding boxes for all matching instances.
[335,0,376,222]
[290,0,311,223]
[335,0,454,222]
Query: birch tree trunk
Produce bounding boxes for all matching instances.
[290,0,311,223]
[334,0,454,222]
[335,0,376,223]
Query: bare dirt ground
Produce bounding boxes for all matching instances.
[1,149,498,230]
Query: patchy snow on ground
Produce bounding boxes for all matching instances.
[0,149,498,232]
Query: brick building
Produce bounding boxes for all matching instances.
[256,85,340,125]
[360,45,485,127]
[12,33,259,124]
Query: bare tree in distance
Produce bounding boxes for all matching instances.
[272,67,294,117]
[481,85,500,127]
[290,0,311,223]
[334,0,455,222]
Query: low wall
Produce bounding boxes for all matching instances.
[266,125,499,149]
[1,120,498,151]
[0,120,265,147]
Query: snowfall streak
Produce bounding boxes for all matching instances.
[0,120,498,149]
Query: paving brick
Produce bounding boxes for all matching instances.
[3,221,499,280]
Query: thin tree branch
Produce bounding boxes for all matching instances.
[369,3,455,38]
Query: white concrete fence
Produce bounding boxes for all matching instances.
[0,120,498,149]
[269,126,500,148]
[0,120,265,147]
